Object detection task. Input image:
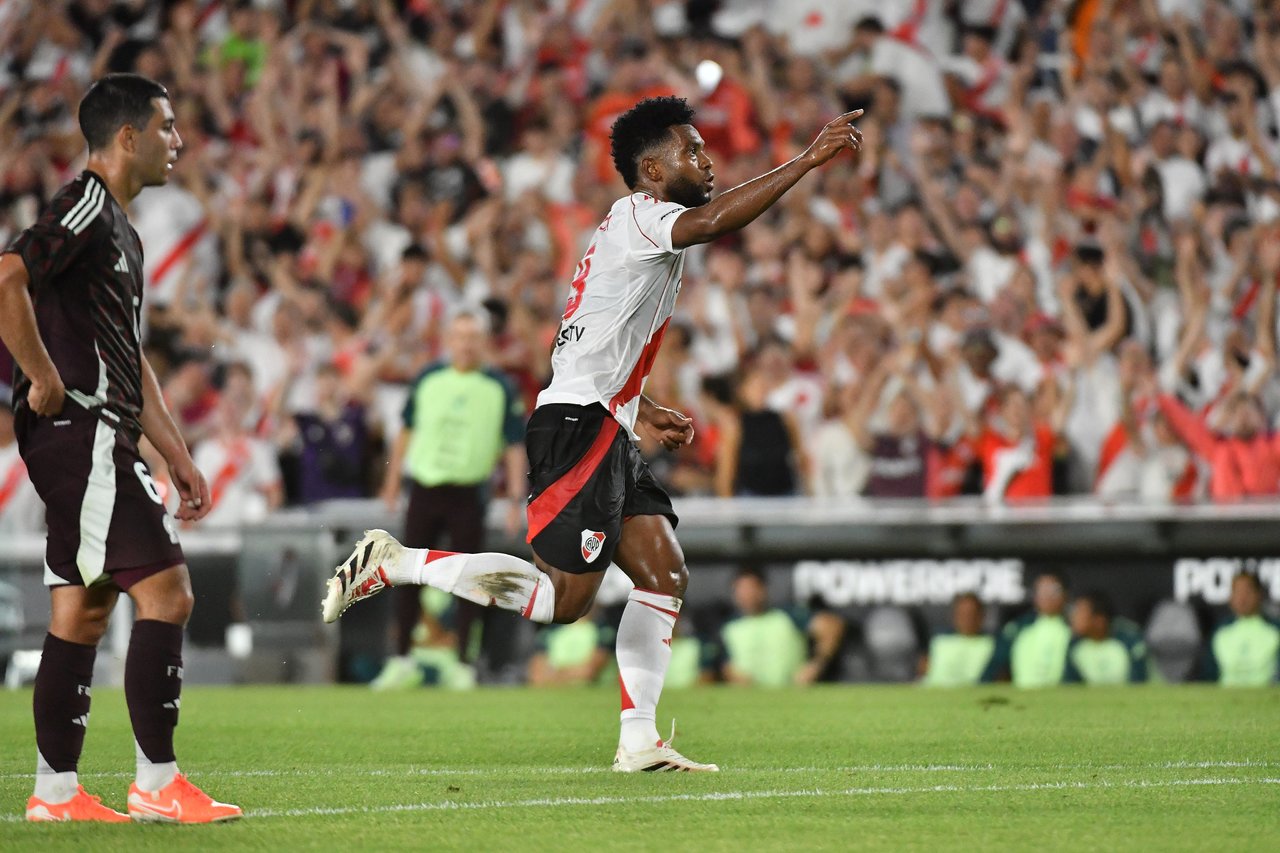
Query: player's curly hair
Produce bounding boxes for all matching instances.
[610,96,696,189]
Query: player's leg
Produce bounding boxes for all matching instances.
[609,447,716,772]
[121,563,241,822]
[27,584,131,822]
[324,404,624,626]
[609,516,714,772]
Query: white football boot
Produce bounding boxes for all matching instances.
[612,722,719,773]
[322,529,403,623]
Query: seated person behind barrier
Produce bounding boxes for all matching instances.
[1064,591,1147,684]
[922,593,995,686]
[372,587,475,690]
[983,572,1073,687]
[716,569,842,686]
[527,607,614,687]
[1206,573,1279,686]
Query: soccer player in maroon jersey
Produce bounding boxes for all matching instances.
[0,74,241,822]
[323,96,863,772]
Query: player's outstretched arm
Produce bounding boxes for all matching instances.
[670,109,864,250]
[0,253,64,416]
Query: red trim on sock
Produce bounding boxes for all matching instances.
[637,600,680,619]
[425,550,460,564]
[526,419,620,542]
[618,674,635,712]
[521,578,540,619]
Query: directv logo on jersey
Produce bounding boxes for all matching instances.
[556,324,585,347]
[580,529,607,563]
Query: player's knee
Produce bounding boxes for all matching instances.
[135,584,195,625]
[672,563,689,599]
[53,603,112,646]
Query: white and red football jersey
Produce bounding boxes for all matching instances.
[537,192,688,439]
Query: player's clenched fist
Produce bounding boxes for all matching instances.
[26,372,66,417]
[801,109,865,169]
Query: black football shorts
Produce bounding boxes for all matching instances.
[525,403,677,574]
[16,408,185,589]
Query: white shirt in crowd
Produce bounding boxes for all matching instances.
[0,440,42,534]
[192,436,282,527]
[131,183,219,307]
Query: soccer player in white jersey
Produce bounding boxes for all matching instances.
[323,96,863,772]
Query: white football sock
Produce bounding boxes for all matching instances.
[33,750,78,804]
[616,588,681,753]
[134,739,177,792]
[386,548,556,624]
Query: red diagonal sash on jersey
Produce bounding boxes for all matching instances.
[208,440,250,509]
[0,456,27,513]
[609,318,671,417]
[149,219,208,290]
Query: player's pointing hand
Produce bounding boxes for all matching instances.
[801,109,865,169]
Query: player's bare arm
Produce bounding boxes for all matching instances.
[139,354,209,522]
[0,254,64,416]
[637,395,694,451]
[666,109,864,250]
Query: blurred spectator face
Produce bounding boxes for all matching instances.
[1149,122,1176,160]
[1158,59,1185,97]
[1229,574,1263,618]
[1222,91,1247,135]
[745,287,779,335]
[961,335,998,377]
[1069,597,1100,637]
[999,387,1031,436]
[953,595,984,636]
[732,572,768,616]
[314,364,343,409]
[1116,340,1152,389]
[886,391,919,437]
[953,184,983,223]
[446,314,486,371]
[1074,251,1105,293]
[872,79,900,123]
[1033,575,1066,617]
[223,364,255,411]
[737,369,769,410]
[1026,316,1064,362]
[1227,394,1266,439]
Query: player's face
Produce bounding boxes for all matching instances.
[135,97,182,186]
[660,125,714,208]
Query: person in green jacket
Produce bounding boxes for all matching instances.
[922,593,996,687]
[1206,573,1279,687]
[718,569,808,687]
[982,572,1073,687]
[1064,591,1147,685]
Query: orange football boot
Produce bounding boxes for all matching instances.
[127,773,243,823]
[26,786,130,822]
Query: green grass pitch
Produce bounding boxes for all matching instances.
[1,685,1277,851]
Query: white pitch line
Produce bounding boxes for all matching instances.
[2,776,1275,823]
[214,777,1280,820]
[1,759,1276,782]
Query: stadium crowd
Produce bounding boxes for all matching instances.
[8,0,1280,532]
